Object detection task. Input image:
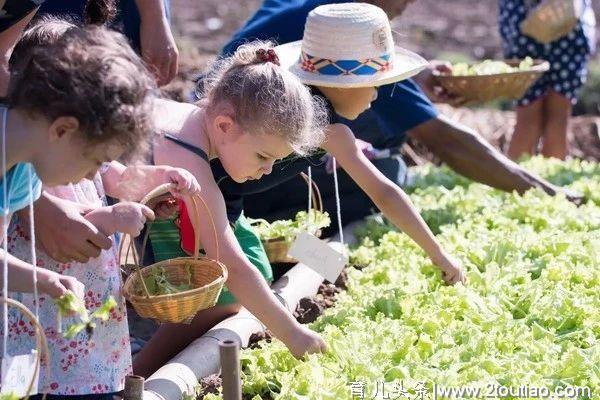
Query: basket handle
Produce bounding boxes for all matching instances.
[299,172,323,213]
[1,297,50,400]
[119,183,220,298]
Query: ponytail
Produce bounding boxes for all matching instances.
[84,0,117,25]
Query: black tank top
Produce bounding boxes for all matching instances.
[162,133,325,222]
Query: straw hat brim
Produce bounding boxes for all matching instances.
[275,40,429,88]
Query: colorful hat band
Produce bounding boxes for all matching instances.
[299,50,392,76]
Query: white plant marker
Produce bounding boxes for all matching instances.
[289,161,347,283]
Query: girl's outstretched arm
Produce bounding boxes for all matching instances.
[322,123,465,285]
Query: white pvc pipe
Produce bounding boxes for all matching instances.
[142,244,336,400]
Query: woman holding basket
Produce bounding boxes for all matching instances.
[500,0,596,160]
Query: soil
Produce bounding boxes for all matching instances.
[198,374,222,399]
[247,329,274,349]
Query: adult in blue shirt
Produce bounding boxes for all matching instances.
[0,1,43,96]
[219,0,581,229]
[37,0,178,86]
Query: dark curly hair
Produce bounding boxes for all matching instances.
[7,7,155,161]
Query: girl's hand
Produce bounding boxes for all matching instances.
[38,270,85,300]
[165,168,201,197]
[146,194,178,220]
[432,252,466,285]
[109,202,156,237]
[283,323,327,358]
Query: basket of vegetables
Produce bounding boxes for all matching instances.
[520,0,582,44]
[251,173,330,263]
[433,58,549,103]
[122,184,228,324]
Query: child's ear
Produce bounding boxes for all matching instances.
[48,116,80,142]
[213,114,236,136]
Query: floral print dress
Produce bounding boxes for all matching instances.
[5,174,131,395]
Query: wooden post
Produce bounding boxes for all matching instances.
[123,375,145,400]
[219,340,241,400]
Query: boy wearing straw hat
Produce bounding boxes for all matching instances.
[204,3,467,286]
[221,0,583,228]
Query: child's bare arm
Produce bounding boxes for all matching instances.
[0,215,85,299]
[101,161,200,201]
[85,203,155,237]
[322,124,465,285]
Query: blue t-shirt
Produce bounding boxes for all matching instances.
[221,0,438,144]
[0,163,42,215]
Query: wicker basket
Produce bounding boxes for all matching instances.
[520,0,582,44]
[434,59,549,103]
[1,297,50,400]
[122,184,228,324]
[261,173,324,264]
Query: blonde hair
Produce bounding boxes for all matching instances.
[198,41,327,156]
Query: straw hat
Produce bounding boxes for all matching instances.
[275,2,428,88]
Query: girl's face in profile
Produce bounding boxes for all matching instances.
[34,116,123,186]
[317,86,378,120]
[215,118,294,183]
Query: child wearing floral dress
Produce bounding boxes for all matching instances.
[9,162,199,397]
[6,14,200,399]
[0,7,154,305]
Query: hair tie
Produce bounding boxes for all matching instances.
[256,48,280,66]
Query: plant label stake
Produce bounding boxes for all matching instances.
[1,350,39,397]
[288,232,347,283]
[123,375,144,400]
[219,340,241,400]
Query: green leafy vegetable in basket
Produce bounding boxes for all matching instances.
[451,57,534,76]
[142,264,193,296]
[54,291,117,339]
[249,210,331,243]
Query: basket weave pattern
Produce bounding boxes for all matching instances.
[1,297,50,400]
[435,59,549,103]
[122,184,228,324]
[520,0,580,44]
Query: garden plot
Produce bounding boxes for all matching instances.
[204,157,600,400]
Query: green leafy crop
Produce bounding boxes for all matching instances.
[54,291,117,339]
[250,210,331,243]
[451,57,535,76]
[217,157,599,400]
[141,264,193,296]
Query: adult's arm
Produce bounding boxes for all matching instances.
[0,7,38,96]
[408,115,581,201]
[134,0,178,86]
[16,191,113,263]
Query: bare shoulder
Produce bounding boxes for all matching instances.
[323,123,357,153]
[152,98,200,135]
